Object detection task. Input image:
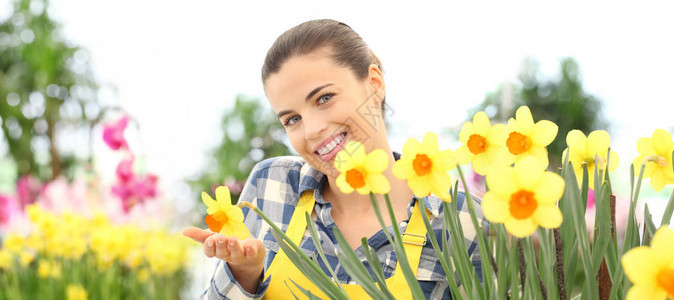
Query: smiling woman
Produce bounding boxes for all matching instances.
[183,19,486,299]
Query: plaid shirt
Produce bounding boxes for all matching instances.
[202,155,486,299]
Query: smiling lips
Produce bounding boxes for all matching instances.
[314,132,347,162]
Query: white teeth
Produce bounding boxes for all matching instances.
[317,133,346,155]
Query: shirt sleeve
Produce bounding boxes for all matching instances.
[201,260,271,299]
[201,162,270,299]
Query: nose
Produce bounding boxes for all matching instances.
[303,114,327,141]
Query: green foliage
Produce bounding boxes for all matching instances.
[0,0,100,180]
[188,95,291,204]
[471,57,607,170]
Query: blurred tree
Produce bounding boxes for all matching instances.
[0,0,100,180]
[189,95,291,204]
[470,57,608,170]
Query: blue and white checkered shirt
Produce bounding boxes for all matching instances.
[202,155,486,299]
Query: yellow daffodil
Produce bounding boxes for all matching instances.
[393,132,456,201]
[562,130,620,188]
[3,233,24,253]
[202,186,250,239]
[622,226,674,299]
[457,111,509,175]
[0,250,11,270]
[482,156,565,237]
[633,129,674,191]
[505,106,558,169]
[334,141,391,195]
[19,251,35,267]
[66,284,89,300]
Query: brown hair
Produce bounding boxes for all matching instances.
[261,19,386,111]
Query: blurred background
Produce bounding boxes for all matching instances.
[1,0,673,298]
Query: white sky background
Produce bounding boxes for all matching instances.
[3,0,674,211]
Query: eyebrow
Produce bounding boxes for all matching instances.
[276,83,334,119]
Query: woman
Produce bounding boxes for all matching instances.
[184,19,485,299]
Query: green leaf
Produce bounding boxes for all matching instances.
[643,204,656,245]
[304,212,346,294]
[457,166,494,298]
[332,228,389,300]
[660,187,674,227]
[360,238,395,299]
[288,278,324,300]
[417,199,460,298]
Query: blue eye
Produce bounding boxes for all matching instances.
[284,115,301,126]
[317,93,334,105]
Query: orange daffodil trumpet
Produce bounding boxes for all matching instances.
[633,129,674,192]
[621,226,674,299]
[562,130,620,188]
[482,156,565,238]
[202,186,250,239]
[393,132,457,201]
[456,111,509,175]
[505,106,558,169]
[334,141,391,195]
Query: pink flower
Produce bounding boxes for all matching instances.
[16,175,42,209]
[0,194,15,226]
[37,177,89,215]
[586,188,595,208]
[116,157,134,182]
[103,115,129,151]
[111,173,158,213]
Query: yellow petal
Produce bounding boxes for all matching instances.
[456,146,475,165]
[587,130,611,157]
[473,111,491,135]
[527,145,550,170]
[486,167,517,195]
[485,146,508,167]
[335,173,355,194]
[408,175,431,198]
[652,129,673,156]
[366,173,391,194]
[626,283,667,300]
[392,159,414,179]
[515,106,534,135]
[402,137,422,158]
[487,124,507,146]
[215,186,232,203]
[429,170,451,197]
[650,226,674,266]
[365,149,389,174]
[355,185,372,195]
[637,137,654,156]
[531,120,558,147]
[433,149,457,171]
[472,153,490,176]
[533,204,562,228]
[227,206,245,223]
[566,130,587,151]
[350,142,367,166]
[231,222,251,239]
[533,172,565,205]
[482,192,509,222]
[622,246,658,284]
[335,150,354,172]
[651,170,667,192]
[505,218,537,238]
[458,122,474,144]
[220,224,234,236]
[608,150,620,172]
[201,192,217,210]
[515,156,544,190]
[421,132,439,156]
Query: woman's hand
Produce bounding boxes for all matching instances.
[182,227,266,293]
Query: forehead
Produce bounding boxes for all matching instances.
[264,50,360,110]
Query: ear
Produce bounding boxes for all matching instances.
[367,63,385,105]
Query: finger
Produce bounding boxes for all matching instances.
[182,227,214,243]
[244,244,256,259]
[204,234,217,258]
[215,235,231,260]
[227,238,244,261]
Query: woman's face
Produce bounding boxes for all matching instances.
[264,47,387,178]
